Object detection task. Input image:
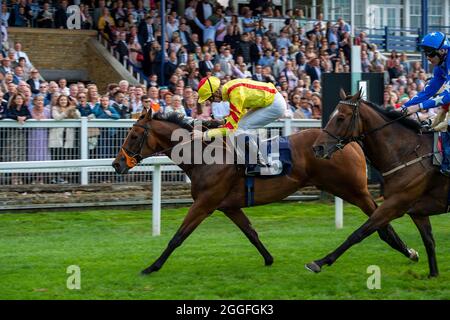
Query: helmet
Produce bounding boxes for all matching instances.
[420,32,449,52]
[197,76,221,103]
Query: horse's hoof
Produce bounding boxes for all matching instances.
[428,273,439,278]
[305,262,321,273]
[408,248,419,262]
[141,265,160,275]
[265,256,274,266]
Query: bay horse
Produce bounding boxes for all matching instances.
[310,89,449,277]
[112,109,418,275]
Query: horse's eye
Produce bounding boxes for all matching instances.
[130,134,138,140]
[336,116,345,123]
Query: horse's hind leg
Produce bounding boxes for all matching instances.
[411,215,438,277]
[352,194,417,261]
[222,208,273,266]
[141,201,214,275]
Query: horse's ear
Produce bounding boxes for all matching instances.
[356,87,363,100]
[142,107,152,120]
[339,88,347,100]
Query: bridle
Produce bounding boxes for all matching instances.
[120,119,210,168]
[323,99,410,150]
[121,123,151,168]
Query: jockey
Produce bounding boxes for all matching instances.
[195,76,286,175]
[402,31,450,175]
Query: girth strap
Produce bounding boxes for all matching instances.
[382,152,437,177]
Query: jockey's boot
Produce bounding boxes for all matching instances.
[243,134,272,176]
[245,154,271,176]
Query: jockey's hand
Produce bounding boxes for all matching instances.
[403,104,421,115]
[420,118,432,130]
[192,129,204,140]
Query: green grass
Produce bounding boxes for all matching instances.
[1,202,450,300]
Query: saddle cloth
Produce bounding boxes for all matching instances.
[245,136,293,178]
[434,132,444,166]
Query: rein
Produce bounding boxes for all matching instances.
[121,120,212,168]
[325,99,433,177]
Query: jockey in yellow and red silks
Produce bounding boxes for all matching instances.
[196,76,286,175]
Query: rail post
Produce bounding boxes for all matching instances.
[152,164,162,236]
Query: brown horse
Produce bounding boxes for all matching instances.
[112,110,417,275]
[310,89,449,277]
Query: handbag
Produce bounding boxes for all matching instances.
[88,127,100,137]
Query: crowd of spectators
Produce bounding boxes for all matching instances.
[0,1,436,184]
[2,1,432,121]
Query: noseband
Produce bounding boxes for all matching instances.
[121,123,150,168]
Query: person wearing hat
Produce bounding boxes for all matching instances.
[26,69,43,94]
[195,76,286,175]
[402,31,450,175]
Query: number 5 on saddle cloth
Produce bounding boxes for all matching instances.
[236,134,293,177]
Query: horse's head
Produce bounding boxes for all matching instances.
[113,109,159,174]
[313,88,364,159]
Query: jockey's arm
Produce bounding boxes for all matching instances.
[204,127,231,139]
[403,67,446,109]
[419,89,450,110]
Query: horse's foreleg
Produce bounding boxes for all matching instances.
[411,215,438,277]
[222,208,273,266]
[306,199,406,273]
[141,201,214,275]
[350,194,417,261]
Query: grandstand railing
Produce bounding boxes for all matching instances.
[97,33,150,87]
[356,26,420,52]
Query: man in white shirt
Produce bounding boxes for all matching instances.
[14,42,32,68]
[211,101,229,120]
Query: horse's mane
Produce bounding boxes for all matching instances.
[150,112,222,131]
[361,100,423,132]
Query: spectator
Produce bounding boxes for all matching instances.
[76,92,93,117]
[80,3,93,30]
[49,94,81,167]
[4,92,31,184]
[305,57,323,82]
[28,95,51,184]
[54,0,69,29]
[93,95,120,159]
[193,11,223,45]
[36,2,53,28]
[310,93,322,119]
[58,78,70,96]
[98,7,116,41]
[26,68,42,94]
[115,32,129,63]
[165,94,186,116]
[0,57,13,76]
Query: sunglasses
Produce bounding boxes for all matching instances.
[424,50,439,58]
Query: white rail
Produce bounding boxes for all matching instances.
[0,118,344,232]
